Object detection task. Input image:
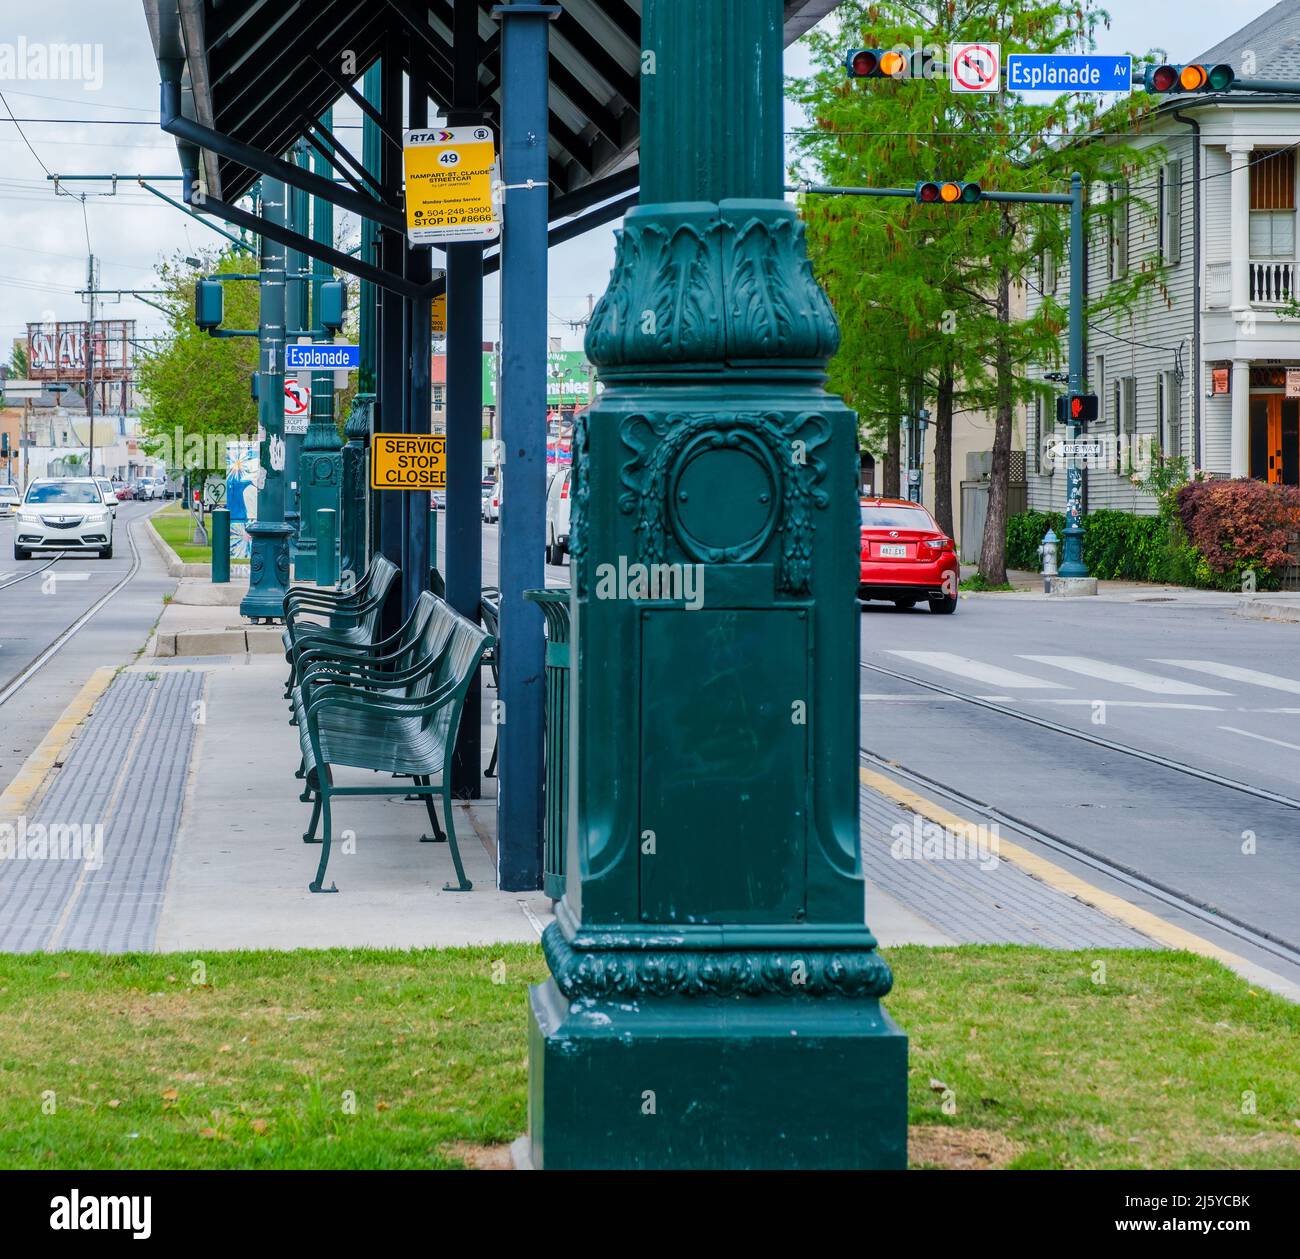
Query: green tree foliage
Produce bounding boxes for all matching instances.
[8,343,28,377]
[788,0,1161,568]
[135,249,259,478]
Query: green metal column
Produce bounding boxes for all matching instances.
[240,180,294,621]
[526,0,907,1169]
[295,110,342,584]
[339,393,373,588]
[285,143,311,561]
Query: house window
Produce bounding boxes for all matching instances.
[1249,149,1296,259]
[1160,160,1182,264]
[1109,182,1129,280]
[1031,395,1042,473]
[1041,248,1057,294]
[1114,376,1136,471]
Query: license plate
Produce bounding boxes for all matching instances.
[879,543,907,557]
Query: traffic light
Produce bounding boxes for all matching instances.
[846,48,933,79]
[318,279,348,333]
[915,180,982,205]
[1056,393,1099,424]
[194,278,224,330]
[1144,62,1235,94]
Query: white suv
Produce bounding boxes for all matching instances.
[545,466,572,566]
[0,483,19,517]
[14,478,116,560]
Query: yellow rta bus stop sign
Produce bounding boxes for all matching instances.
[432,292,447,335]
[371,434,446,490]
[403,125,501,245]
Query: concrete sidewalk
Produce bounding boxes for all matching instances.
[8,573,1289,981]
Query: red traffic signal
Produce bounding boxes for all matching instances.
[1056,393,1099,424]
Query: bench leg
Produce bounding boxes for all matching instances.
[293,753,306,779]
[485,731,499,778]
[309,784,339,893]
[417,775,445,843]
[440,781,472,892]
[303,788,322,843]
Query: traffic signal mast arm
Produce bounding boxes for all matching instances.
[789,183,1072,206]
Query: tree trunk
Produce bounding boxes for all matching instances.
[885,395,901,498]
[933,363,955,538]
[979,251,1014,584]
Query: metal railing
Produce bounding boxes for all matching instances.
[524,588,571,900]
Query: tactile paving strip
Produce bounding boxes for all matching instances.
[859,777,1157,949]
[0,670,203,951]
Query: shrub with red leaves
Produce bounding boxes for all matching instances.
[1175,478,1300,577]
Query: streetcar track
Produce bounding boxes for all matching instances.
[858,743,1300,971]
[860,658,1300,811]
[0,552,61,593]
[0,511,144,709]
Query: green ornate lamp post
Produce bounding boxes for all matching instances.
[524,0,907,1169]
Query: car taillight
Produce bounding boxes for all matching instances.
[560,478,569,500]
[924,538,953,551]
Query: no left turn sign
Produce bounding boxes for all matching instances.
[949,42,1000,93]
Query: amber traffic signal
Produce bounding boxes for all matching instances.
[915,180,982,205]
[846,48,932,79]
[1144,63,1235,93]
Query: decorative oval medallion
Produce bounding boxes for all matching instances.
[667,430,780,563]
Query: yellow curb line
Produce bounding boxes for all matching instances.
[0,667,118,821]
[859,765,1284,980]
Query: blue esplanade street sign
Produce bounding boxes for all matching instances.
[1007,54,1132,93]
[285,343,360,370]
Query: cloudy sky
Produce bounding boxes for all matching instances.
[0,0,1284,365]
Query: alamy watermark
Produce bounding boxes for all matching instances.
[594,556,705,610]
[0,817,103,870]
[889,815,1000,871]
[0,38,103,90]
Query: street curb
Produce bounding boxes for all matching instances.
[145,510,248,580]
[859,767,1300,1001]
[0,666,117,823]
[1236,597,1300,624]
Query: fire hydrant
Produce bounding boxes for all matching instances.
[1039,528,1059,593]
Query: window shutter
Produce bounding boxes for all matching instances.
[1166,160,1182,264]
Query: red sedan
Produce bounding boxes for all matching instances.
[858,497,959,614]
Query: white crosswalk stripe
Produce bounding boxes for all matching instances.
[1154,659,1300,696]
[886,651,1069,689]
[1019,655,1229,695]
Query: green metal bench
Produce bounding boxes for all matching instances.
[281,555,399,695]
[293,594,494,894]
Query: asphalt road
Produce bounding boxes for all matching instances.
[861,592,1300,981]
[0,502,176,794]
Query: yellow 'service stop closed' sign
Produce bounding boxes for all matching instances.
[371,434,446,490]
[403,125,501,245]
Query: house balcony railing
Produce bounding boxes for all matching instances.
[1204,260,1299,309]
[1250,259,1297,307]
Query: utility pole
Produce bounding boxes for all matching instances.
[85,254,96,477]
[1058,171,1089,578]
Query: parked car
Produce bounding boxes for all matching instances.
[858,497,958,614]
[136,476,167,501]
[14,477,116,560]
[115,483,134,502]
[483,479,502,524]
[430,490,446,511]
[545,467,572,565]
[0,483,19,517]
[95,477,119,517]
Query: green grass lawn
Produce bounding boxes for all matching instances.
[0,945,1295,1169]
[151,504,213,564]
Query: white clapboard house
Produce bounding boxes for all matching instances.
[1026,0,1300,513]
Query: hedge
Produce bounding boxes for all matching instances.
[1007,480,1300,591]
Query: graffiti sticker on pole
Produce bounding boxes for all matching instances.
[949,43,1000,93]
[371,434,446,491]
[403,126,501,245]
